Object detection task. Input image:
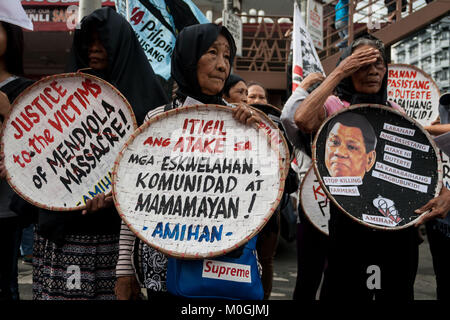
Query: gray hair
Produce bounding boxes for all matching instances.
[351,35,386,62]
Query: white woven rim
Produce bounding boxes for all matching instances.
[300,166,330,235]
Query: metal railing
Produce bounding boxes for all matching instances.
[322,0,429,58]
[233,15,293,74]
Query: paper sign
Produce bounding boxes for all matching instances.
[388,64,441,126]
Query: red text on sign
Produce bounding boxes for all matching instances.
[182,118,227,136]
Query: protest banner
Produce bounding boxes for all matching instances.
[222,9,243,56]
[0,73,137,210]
[300,166,329,235]
[387,64,441,126]
[112,104,285,258]
[292,1,324,92]
[114,0,209,81]
[313,104,442,230]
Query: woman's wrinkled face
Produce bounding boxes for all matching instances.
[0,23,7,59]
[351,44,386,95]
[247,85,267,104]
[197,34,231,96]
[226,80,248,104]
[88,31,108,71]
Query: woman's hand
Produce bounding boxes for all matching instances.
[81,191,114,215]
[414,187,450,226]
[335,47,380,78]
[115,276,141,300]
[232,104,261,126]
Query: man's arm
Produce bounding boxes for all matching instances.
[414,187,450,226]
[424,124,450,136]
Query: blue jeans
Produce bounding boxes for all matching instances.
[20,224,34,256]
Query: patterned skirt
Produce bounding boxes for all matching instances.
[32,232,119,300]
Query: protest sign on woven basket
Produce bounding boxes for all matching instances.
[312,104,442,230]
[0,73,137,211]
[300,166,330,235]
[112,104,285,259]
[387,64,441,126]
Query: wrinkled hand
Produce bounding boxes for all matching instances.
[299,72,325,91]
[232,104,261,126]
[82,191,114,215]
[0,91,11,118]
[115,276,141,300]
[336,47,380,78]
[414,187,450,226]
[0,154,6,180]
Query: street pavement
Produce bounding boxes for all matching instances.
[18,226,437,300]
[269,225,438,300]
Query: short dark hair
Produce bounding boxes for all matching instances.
[223,74,245,97]
[326,112,377,152]
[1,22,25,76]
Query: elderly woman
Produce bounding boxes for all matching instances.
[115,23,260,300]
[32,7,169,300]
[294,35,419,300]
